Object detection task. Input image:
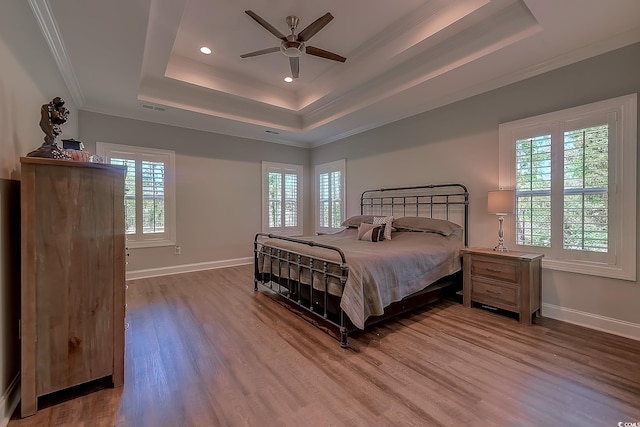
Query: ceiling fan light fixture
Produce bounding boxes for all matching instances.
[280,41,305,57]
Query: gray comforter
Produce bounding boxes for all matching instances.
[257,228,462,329]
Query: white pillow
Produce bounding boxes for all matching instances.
[373,216,394,240]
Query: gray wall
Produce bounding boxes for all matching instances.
[79,112,310,271]
[311,42,640,327]
[0,1,78,422]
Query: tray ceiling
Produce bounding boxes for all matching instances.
[30,0,640,147]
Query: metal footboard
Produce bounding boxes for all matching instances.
[254,233,351,347]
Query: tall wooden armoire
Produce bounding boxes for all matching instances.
[20,157,126,417]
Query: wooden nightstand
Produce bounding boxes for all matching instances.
[461,247,543,325]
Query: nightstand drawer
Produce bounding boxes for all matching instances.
[471,278,519,306]
[471,257,518,283]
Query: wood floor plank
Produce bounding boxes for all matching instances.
[10,264,640,426]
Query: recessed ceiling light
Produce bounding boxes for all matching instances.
[284,77,293,83]
[200,46,212,55]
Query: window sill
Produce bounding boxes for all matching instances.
[542,257,636,281]
[126,239,176,249]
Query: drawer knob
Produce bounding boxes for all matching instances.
[486,268,502,273]
[486,289,502,295]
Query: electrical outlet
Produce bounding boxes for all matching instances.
[174,245,181,255]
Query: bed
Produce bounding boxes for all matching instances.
[253,183,469,347]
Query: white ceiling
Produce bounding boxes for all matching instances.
[30,0,640,148]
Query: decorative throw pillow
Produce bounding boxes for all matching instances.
[373,216,394,240]
[357,223,385,242]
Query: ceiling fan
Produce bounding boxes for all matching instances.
[240,10,347,79]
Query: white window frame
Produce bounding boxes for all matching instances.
[96,142,176,248]
[498,94,636,280]
[315,159,346,234]
[261,161,303,236]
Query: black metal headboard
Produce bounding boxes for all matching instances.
[360,183,469,246]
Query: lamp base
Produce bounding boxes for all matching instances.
[493,214,508,252]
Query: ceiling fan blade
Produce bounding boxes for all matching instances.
[297,12,333,42]
[240,46,280,58]
[305,46,346,62]
[289,57,299,78]
[245,10,286,40]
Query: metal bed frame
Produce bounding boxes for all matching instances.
[254,183,469,347]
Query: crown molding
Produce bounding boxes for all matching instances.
[28,0,85,107]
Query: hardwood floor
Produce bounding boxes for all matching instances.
[10,264,640,426]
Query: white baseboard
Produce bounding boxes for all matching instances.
[542,303,640,341]
[126,257,253,280]
[0,374,20,427]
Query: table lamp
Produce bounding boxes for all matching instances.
[487,189,515,252]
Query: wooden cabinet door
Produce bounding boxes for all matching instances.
[33,166,116,395]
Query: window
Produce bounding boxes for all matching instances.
[315,160,345,234]
[262,162,303,236]
[499,94,636,280]
[96,142,176,248]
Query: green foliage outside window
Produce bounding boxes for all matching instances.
[515,124,609,253]
[111,158,166,235]
[562,125,608,252]
[268,171,298,228]
[319,170,342,229]
[516,135,552,247]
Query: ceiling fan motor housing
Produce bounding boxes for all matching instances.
[286,15,300,31]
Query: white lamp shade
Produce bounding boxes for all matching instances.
[488,190,515,214]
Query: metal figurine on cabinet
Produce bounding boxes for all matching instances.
[27,97,72,159]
